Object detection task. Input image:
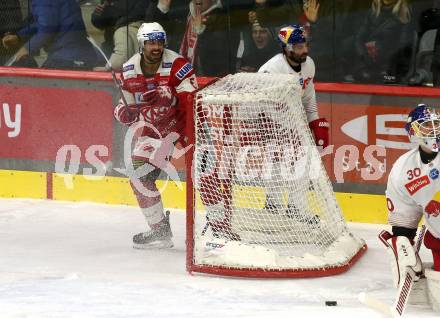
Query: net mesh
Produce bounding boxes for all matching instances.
[191,73,365,271]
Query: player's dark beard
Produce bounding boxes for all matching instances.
[143,50,163,64]
[289,51,307,64]
[419,145,438,163]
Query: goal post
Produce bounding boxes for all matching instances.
[186,73,367,278]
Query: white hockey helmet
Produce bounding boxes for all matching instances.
[137,22,167,51]
[406,104,440,152]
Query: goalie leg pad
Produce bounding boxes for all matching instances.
[425,267,440,312]
[408,276,429,306]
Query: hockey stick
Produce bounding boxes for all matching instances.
[87,36,129,107]
[359,225,426,317]
[4,54,17,66]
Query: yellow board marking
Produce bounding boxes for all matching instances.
[0,170,389,224]
[0,170,46,199]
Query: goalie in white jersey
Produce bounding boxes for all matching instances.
[257,24,329,215]
[385,104,440,309]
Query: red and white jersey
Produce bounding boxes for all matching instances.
[114,49,197,138]
[386,147,440,239]
[258,54,318,123]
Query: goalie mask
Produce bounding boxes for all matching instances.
[137,22,167,52]
[277,24,307,52]
[406,104,440,152]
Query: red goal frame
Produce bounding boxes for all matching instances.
[184,83,367,278]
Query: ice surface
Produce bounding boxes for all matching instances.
[0,198,437,318]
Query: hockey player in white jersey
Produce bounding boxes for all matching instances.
[258,24,329,216]
[258,24,328,145]
[384,104,440,310]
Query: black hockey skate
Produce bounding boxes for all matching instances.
[263,202,282,214]
[208,219,241,241]
[133,210,173,249]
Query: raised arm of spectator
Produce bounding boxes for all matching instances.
[303,0,319,24]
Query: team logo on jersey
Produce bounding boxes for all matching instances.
[122,64,134,72]
[299,77,312,89]
[425,199,440,217]
[405,175,430,195]
[430,168,439,180]
[176,63,193,80]
[162,62,172,68]
[146,82,157,91]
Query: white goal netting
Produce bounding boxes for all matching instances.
[189,73,366,276]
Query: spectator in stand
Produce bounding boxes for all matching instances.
[1,0,99,70]
[350,0,414,84]
[145,0,188,52]
[408,5,440,86]
[92,0,148,72]
[0,0,26,66]
[180,0,253,76]
[147,0,252,76]
[237,22,278,72]
[248,0,319,33]
[308,0,369,82]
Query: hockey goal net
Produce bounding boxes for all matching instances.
[186,73,366,278]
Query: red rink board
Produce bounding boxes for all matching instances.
[0,84,113,163]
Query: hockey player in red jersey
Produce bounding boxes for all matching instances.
[384,104,440,309]
[114,22,197,249]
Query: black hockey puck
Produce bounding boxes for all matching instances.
[325,301,337,306]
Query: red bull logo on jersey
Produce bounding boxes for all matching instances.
[405,175,430,195]
[425,199,440,217]
[299,77,312,89]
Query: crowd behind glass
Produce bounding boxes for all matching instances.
[2,0,440,86]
